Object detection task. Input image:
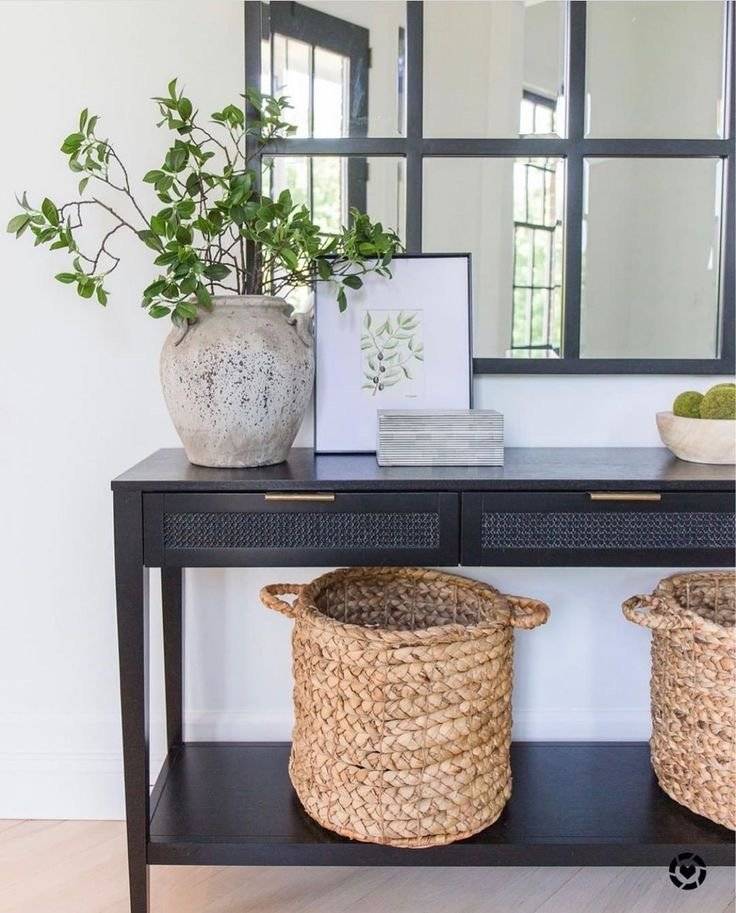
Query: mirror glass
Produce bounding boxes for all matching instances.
[580,158,723,359]
[261,1,406,137]
[424,157,565,358]
[586,1,726,138]
[424,0,566,138]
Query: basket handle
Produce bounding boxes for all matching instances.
[260,583,304,620]
[507,595,550,629]
[622,594,692,631]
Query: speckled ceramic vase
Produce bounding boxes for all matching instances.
[160,296,314,468]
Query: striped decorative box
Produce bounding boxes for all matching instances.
[377,410,504,466]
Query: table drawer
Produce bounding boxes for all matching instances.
[145,492,459,567]
[462,491,735,567]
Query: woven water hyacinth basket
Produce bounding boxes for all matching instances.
[260,566,549,847]
[623,571,736,830]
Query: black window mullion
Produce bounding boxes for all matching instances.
[405,0,423,252]
[244,1,264,292]
[561,0,586,360]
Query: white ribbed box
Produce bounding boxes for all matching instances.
[377,410,504,466]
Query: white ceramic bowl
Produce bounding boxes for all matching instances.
[656,411,736,464]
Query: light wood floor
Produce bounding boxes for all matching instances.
[0,820,733,913]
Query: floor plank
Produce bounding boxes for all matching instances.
[0,821,732,913]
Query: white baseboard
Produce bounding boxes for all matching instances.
[0,707,651,820]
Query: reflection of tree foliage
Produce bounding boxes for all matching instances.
[361,311,423,396]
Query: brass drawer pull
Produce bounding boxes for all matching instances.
[588,491,662,502]
[264,492,336,502]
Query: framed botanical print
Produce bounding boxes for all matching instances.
[314,254,472,453]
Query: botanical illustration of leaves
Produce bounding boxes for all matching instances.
[360,309,423,396]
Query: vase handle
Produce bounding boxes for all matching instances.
[288,308,314,348]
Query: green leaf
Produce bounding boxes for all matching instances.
[178,97,192,120]
[148,305,171,318]
[203,263,230,281]
[343,274,362,290]
[78,279,95,299]
[281,248,299,271]
[153,251,178,266]
[86,115,98,136]
[176,199,195,218]
[168,78,178,100]
[195,283,213,310]
[143,279,167,299]
[6,214,29,234]
[174,226,192,246]
[41,198,59,226]
[143,170,163,183]
[137,229,164,252]
[78,176,90,194]
[61,132,84,154]
[176,300,198,320]
[79,108,88,132]
[150,215,167,236]
[55,272,77,284]
[96,286,108,306]
[337,286,347,313]
[317,259,332,281]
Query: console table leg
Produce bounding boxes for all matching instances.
[114,491,150,913]
[161,567,183,749]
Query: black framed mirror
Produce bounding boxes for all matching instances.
[246,0,735,375]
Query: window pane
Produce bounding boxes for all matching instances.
[311,157,344,233]
[423,158,565,359]
[313,47,348,138]
[581,158,723,358]
[262,1,406,137]
[424,1,566,138]
[272,34,311,137]
[585,1,726,138]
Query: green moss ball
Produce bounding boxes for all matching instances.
[673,391,704,418]
[707,382,736,395]
[700,386,736,420]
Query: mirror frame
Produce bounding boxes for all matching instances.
[247,0,735,375]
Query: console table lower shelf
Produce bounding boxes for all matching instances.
[148,741,734,867]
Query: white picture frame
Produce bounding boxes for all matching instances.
[314,254,472,453]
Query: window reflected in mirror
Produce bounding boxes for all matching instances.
[424,0,566,138]
[423,158,565,359]
[263,155,406,309]
[581,158,723,359]
[261,1,407,138]
[585,1,726,139]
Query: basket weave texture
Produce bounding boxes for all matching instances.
[623,571,736,830]
[261,566,549,847]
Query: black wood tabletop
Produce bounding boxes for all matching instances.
[112,447,735,492]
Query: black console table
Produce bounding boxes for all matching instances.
[112,447,735,913]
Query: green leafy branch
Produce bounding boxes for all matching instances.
[7,79,403,326]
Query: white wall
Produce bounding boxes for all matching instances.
[0,1,731,820]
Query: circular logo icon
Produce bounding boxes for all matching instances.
[669,853,707,890]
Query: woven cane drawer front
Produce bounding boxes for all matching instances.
[164,510,440,550]
[480,511,734,551]
[462,492,735,567]
[150,492,459,567]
